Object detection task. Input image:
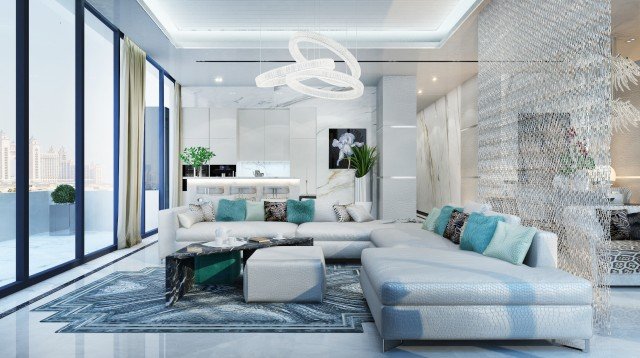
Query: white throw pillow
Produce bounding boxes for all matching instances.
[346,204,374,223]
[313,199,339,222]
[463,201,492,214]
[177,211,203,228]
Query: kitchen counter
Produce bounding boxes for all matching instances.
[183,177,301,202]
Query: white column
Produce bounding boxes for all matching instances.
[376,76,417,219]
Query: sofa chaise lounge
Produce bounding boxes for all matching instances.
[361,211,593,352]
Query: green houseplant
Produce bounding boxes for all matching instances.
[51,184,75,204]
[349,145,378,209]
[179,146,215,176]
[50,184,76,236]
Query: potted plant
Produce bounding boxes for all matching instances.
[179,146,215,177]
[349,145,378,212]
[49,184,76,236]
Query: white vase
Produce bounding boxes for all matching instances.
[354,173,372,208]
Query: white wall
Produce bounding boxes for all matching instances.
[181,86,377,206]
[417,76,478,213]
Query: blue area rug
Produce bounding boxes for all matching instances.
[34,265,373,333]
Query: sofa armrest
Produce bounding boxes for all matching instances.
[158,206,188,259]
[524,230,558,268]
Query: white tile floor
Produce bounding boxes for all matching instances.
[0,231,114,287]
[0,236,638,358]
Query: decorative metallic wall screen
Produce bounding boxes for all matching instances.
[477,0,612,331]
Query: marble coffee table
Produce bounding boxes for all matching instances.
[165,237,313,306]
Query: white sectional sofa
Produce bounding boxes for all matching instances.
[158,202,593,352]
[158,205,392,259]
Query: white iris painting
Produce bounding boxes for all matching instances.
[329,129,366,169]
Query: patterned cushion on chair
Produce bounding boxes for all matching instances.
[598,209,630,240]
[628,212,640,241]
[264,201,287,222]
[443,211,468,244]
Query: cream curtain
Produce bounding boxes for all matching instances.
[170,83,182,207]
[117,37,146,248]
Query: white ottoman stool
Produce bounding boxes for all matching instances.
[243,246,325,303]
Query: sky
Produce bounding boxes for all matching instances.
[0,0,116,182]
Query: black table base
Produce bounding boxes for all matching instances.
[165,237,313,306]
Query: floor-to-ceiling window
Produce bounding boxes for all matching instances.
[84,8,115,255]
[1,1,174,298]
[29,0,76,275]
[0,0,16,288]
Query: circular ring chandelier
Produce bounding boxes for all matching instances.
[254,31,363,100]
[255,58,335,88]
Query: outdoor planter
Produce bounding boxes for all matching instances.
[49,203,75,236]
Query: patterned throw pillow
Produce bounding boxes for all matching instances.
[333,205,352,222]
[264,201,287,222]
[629,212,640,240]
[443,211,468,244]
[188,204,205,222]
[189,202,215,222]
[598,209,631,240]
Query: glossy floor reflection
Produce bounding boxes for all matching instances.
[0,236,638,358]
[0,231,113,286]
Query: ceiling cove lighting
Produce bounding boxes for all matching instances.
[256,31,364,100]
[138,0,484,49]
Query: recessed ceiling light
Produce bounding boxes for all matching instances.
[417,89,423,95]
[627,38,636,43]
[432,76,438,82]
[214,76,223,83]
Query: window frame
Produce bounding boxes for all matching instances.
[0,0,175,299]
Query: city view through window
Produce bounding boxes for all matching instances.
[0,0,115,286]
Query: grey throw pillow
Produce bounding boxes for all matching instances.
[346,204,373,222]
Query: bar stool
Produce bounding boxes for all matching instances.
[196,186,225,195]
[263,186,290,200]
[230,186,258,200]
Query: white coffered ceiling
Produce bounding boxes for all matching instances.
[137,0,483,48]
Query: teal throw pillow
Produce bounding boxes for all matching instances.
[245,201,264,221]
[216,199,246,222]
[421,207,441,231]
[483,221,537,265]
[459,213,505,253]
[287,199,315,224]
[434,205,462,236]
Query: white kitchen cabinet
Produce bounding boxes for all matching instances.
[181,108,209,139]
[210,108,237,139]
[237,109,266,161]
[264,109,290,161]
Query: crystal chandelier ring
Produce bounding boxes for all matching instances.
[255,58,335,88]
[288,31,361,79]
[285,68,364,100]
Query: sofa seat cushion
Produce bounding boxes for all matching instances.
[176,222,298,242]
[296,221,390,242]
[361,248,592,306]
[370,228,458,251]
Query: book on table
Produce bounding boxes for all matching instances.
[249,237,271,243]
